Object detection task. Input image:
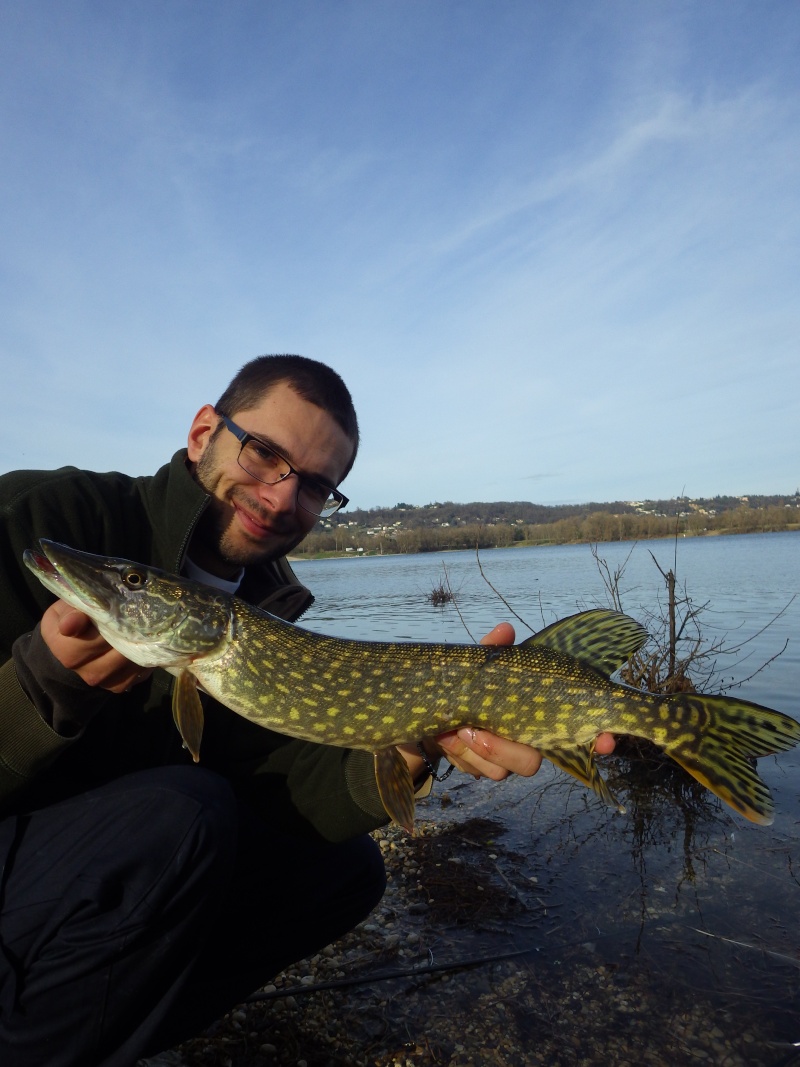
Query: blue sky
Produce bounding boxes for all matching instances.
[1,1,798,509]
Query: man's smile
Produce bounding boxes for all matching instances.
[230,493,290,541]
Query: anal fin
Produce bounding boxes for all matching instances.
[539,742,625,814]
[374,747,416,834]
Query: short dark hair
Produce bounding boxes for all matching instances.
[215,354,360,477]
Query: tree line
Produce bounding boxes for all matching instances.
[336,493,798,532]
[294,503,799,557]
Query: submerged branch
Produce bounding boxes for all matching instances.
[245,945,538,1003]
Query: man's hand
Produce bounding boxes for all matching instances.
[400,621,615,783]
[40,599,152,693]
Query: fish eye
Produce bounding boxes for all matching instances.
[124,569,145,589]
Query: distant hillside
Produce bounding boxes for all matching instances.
[328,493,800,531]
[296,492,800,557]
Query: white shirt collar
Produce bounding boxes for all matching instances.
[183,556,244,595]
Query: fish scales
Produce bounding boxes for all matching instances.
[24,539,800,832]
[212,617,632,748]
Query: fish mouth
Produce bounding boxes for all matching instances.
[24,540,114,612]
[28,549,55,573]
[24,546,65,584]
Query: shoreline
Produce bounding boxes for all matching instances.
[289,524,799,563]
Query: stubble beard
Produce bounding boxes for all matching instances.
[193,444,305,569]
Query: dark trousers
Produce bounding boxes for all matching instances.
[0,766,386,1067]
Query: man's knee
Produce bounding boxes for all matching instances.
[125,763,236,811]
[327,832,387,923]
[352,833,388,909]
[108,767,240,893]
[15,766,243,925]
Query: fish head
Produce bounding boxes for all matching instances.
[24,540,231,669]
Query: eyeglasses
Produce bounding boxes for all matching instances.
[218,413,349,518]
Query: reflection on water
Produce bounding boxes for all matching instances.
[295,534,800,1062]
[417,763,800,1062]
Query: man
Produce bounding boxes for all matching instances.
[0,354,614,1066]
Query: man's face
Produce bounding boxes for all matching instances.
[187,381,354,576]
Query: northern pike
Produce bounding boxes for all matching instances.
[24,539,800,831]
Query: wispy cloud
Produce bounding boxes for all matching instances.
[1,2,798,506]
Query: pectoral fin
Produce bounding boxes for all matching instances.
[172,669,204,763]
[539,742,625,814]
[374,747,417,834]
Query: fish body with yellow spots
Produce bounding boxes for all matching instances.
[24,540,800,831]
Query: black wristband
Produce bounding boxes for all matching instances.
[416,741,456,782]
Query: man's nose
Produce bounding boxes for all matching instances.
[256,472,299,514]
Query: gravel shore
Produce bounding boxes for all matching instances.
[163,778,797,1067]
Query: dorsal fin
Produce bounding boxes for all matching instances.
[520,608,649,678]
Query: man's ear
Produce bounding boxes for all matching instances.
[187,404,219,463]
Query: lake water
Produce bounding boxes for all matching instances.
[295,532,800,1063]
[297,531,799,709]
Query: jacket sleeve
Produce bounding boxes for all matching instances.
[12,626,114,736]
[0,467,127,803]
[237,733,391,843]
[195,690,435,844]
[0,657,75,798]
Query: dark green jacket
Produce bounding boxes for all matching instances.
[0,450,387,841]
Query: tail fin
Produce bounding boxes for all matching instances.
[665,694,800,825]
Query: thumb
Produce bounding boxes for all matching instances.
[480,622,515,646]
[53,602,95,638]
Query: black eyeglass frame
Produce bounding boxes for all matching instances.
[217,412,349,517]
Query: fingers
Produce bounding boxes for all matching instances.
[431,623,614,780]
[428,621,519,777]
[40,599,151,693]
[436,728,543,780]
[432,727,616,782]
